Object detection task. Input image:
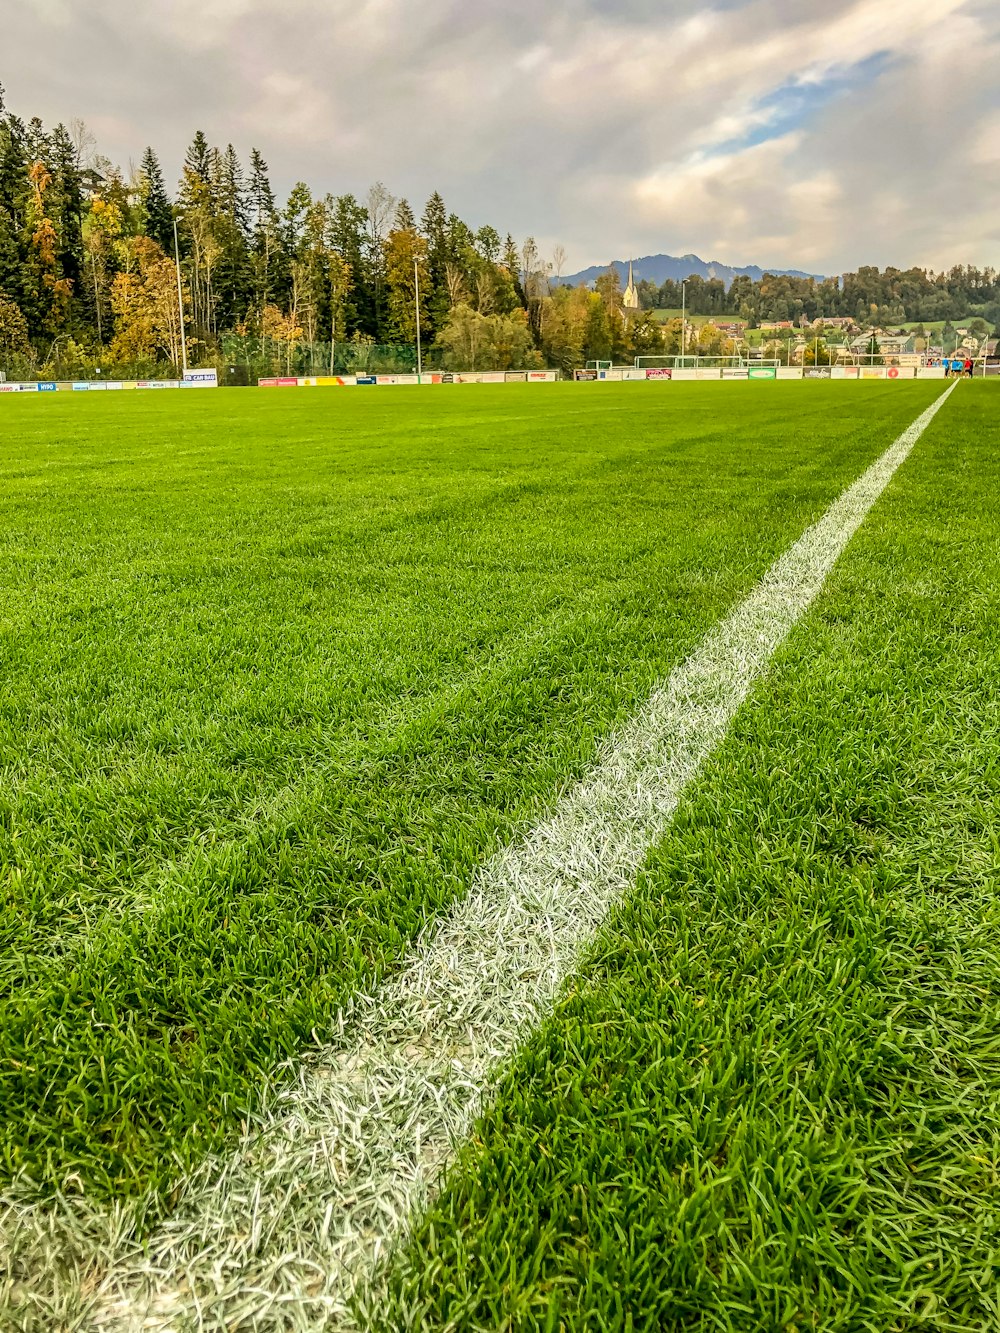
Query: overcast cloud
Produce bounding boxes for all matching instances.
[4,0,998,273]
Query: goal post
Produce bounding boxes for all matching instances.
[635,355,780,370]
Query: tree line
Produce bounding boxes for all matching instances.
[1,86,996,380]
[635,266,1000,328]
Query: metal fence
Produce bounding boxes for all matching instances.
[220,336,426,380]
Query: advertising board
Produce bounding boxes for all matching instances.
[750,367,779,380]
[645,368,672,380]
[183,369,219,388]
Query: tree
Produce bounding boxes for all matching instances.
[394,199,415,231]
[248,149,282,313]
[384,226,428,342]
[140,147,173,252]
[365,180,395,336]
[182,132,212,195]
[435,304,536,371]
[0,293,32,370]
[328,253,353,347]
[261,301,303,373]
[109,235,188,369]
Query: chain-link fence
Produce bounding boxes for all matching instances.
[219,336,433,381]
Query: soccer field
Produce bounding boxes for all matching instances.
[2,382,998,1330]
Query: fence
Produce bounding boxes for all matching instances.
[219,335,422,380]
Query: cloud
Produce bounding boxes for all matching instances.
[2,0,997,273]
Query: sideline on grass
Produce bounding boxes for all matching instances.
[6,384,959,1331]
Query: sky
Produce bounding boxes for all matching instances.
[4,0,999,275]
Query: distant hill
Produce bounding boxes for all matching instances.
[558,253,825,290]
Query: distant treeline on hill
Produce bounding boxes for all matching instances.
[0,84,997,381]
[630,269,1000,328]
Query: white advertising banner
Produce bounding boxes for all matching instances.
[183,369,219,388]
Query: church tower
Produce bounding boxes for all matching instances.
[623,260,640,313]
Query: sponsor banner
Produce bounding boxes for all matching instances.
[917,367,946,379]
[804,367,831,379]
[505,371,528,383]
[861,367,887,379]
[258,378,279,387]
[598,370,624,381]
[38,382,59,392]
[830,366,858,379]
[886,366,916,379]
[275,378,299,387]
[136,380,179,389]
[121,381,139,390]
[479,372,506,383]
[528,370,557,381]
[104,382,124,391]
[696,368,722,380]
[183,368,219,387]
[645,368,673,380]
[356,376,378,386]
[441,373,455,384]
[722,368,748,380]
[376,375,419,386]
[0,382,28,392]
[621,368,646,381]
[751,367,780,380]
[574,369,599,381]
[671,368,698,381]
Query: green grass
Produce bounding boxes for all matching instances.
[380,383,1000,1331]
[648,310,741,326]
[0,382,948,1208]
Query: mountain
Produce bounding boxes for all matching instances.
[558,253,825,290]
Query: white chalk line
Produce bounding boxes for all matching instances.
[2,383,957,1331]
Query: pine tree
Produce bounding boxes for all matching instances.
[421,191,449,333]
[327,193,372,337]
[248,148,282,312]
[140,147,173,251]
[183,131,211,190]
[394,198,415,231]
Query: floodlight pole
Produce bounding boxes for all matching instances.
[173,218,188,376]
[414,257,423,382]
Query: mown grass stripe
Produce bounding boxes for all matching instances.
[45,381,955,1330]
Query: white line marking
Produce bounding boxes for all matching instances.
[3,385,957,1330]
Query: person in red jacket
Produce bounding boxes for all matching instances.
[964,357,974,378]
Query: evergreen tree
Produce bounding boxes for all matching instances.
[421,191,449,333]
[140,147,173,252]
[183,131,211,191]
[248,148,282,312]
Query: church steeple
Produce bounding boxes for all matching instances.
[623,259,639,312]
